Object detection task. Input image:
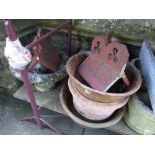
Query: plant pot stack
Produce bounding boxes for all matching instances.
[61,34,142,128]
[60,83,127,129]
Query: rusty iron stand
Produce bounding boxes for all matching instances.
[4,19,72,135]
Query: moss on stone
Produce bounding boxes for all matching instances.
[74,19,155,42]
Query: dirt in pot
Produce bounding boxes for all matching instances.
[108,79,127,93]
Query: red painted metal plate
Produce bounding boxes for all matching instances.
[28,28,61,71]
[91,33,112,52]
[78,41,129,91]
[34,40,60,71]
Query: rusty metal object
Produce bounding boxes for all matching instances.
[78,35,130,91]
[91,32,112,52]
[3,19,17,41]
[28,28,60,71]
[3,19,71,134]
[66,51,142,103]
[60,83,126,128]
[68,78,128,121]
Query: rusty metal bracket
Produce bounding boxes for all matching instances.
[28,28,60,71]
[78,33,130,91]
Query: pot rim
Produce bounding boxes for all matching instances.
[66,51,142,97]
[68,78,128,108]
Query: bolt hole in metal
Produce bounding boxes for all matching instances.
[108,48,118,63]
[113,47,118,55]
[113,48,118,63]
[97,41,100,47]
[94,41,101,53]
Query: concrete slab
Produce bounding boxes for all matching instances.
[0,88,55,135]
[14,86,66,115]
[83,128,120,135]
[105,120,137,135]
[0,91,84,135]
[14,86,138,135]
[47,116,84,135]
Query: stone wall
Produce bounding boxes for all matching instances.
[74,19,155,42]
[42,19,155,46]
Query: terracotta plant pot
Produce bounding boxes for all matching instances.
[60,83,126,128]
[66,51,142,103]
[68,78,128,121]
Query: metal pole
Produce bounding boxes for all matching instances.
[3,19,43,129]
[3,19,71,133]
[3,19,17,41]
[26,22,68,50]
[20,69,43,128]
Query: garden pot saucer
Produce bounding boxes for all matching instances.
[60,83,126,129]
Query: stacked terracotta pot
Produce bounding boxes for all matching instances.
[66,51,142,122]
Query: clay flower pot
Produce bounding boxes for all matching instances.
[68,78,128,121]
[60,83,126,128]
[66,51,142,103]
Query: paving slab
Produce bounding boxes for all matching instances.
[83,128,120,135]
[0,86,84,135]
[14,86,65,115]
[14,86,138,135]
[0,89,54,135]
